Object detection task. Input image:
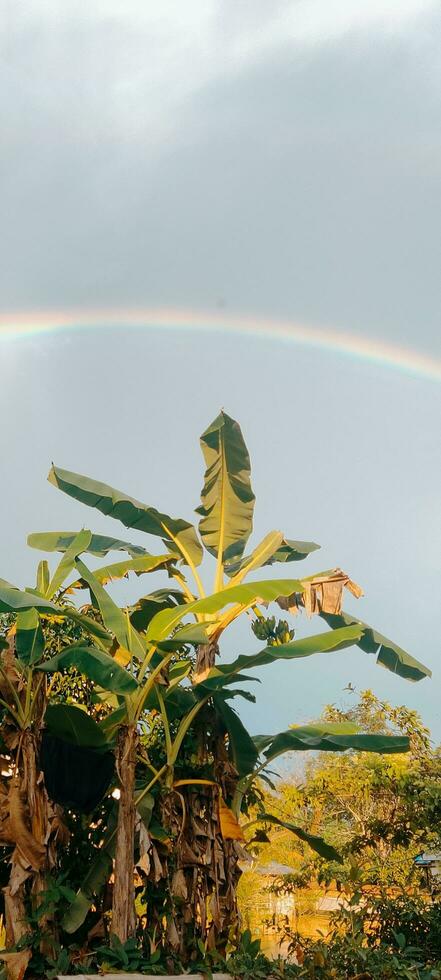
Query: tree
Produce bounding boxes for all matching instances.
[0,543,115,975]
[256,691,441,900]
[22,410,430,956]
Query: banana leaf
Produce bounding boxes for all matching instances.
[258,813,343,863]
[70,553,176,591]
[214,696,259,776]
[321,610,431,682]
[0,585,59,615]
[194,625,364,690]
[129,589,186,631]
[76,559,145,661]
[48,465,203,565]
[46,529,92,597]
[40,732,115,812]
[44,702,110,748]
[36,560,50,594]
[146,578,305,642]
[15,608,44,665]
[225,534,321,578]
[28,530,149,558]
[197,411,255,562]
[37,642,138,694]
[262,725,409,762]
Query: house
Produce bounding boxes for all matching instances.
[414,851,441,891]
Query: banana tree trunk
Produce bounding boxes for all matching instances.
[112,724,138,942]
[163,643,242,960]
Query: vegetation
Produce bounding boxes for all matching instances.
[0,411,434,978]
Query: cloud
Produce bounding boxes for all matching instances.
[1,2,440,354]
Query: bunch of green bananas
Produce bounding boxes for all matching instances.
[251,615,294,646]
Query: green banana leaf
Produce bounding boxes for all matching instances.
[258,813,343,863]
[156,622,211,650]
[262,725,409,762]
[76,559,145,661]
[224,531,284,583]
[71,553,176,590]
[46,529,92,598]
[15,609,44,665]
[267,538,321,563]
[197,411,255,562]
[252,722,359,754]
[146,578,305,642]
[98,705,127,739]
[225,534,321,578]
[214,696,259,776]
[0,581,112,648]
[28,530,149,558]
[47,465,203,566]
[129,589,186,632]
[194,625,364,690]
[37,642,138,695]
[0,585,59,615]
[321,610,431,682]
[222,688,256,704]
[44,702,110,748]
[36,560,50,594]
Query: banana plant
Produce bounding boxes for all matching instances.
[26,409,430,954]
[0,531,125,953]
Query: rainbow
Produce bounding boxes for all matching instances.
[0,308,440,383]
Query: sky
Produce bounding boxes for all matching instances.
[1,1,440,741]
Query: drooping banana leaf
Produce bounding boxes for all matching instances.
[214,696,259,776]
[193,625,364,690]
[47,465,203,566]
[258,813,343,863]
[129,589,186,632]
[321,610,431,682]
[261,725,409,763]
[44,702,111,749]
[37,642,138,695]
[146,578,305,643]
[252,721,359,755]
[222,688,256,704]
[0,585,59,615]
[28,530,149,558]
[197,411,255,563]
[69,553,176,591]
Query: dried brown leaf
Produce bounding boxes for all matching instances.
[0,948,31,980]
[218,798,244,841]
[8,779,46,870]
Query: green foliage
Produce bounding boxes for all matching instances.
[38,641,138,694]
[44,702,110,748]
[0,410,433,976]
[95,935,162,973]
[197,409,255,565]
[47,463,204,565]
[322,610,431,682]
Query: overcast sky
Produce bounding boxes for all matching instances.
[1,2,440,740]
